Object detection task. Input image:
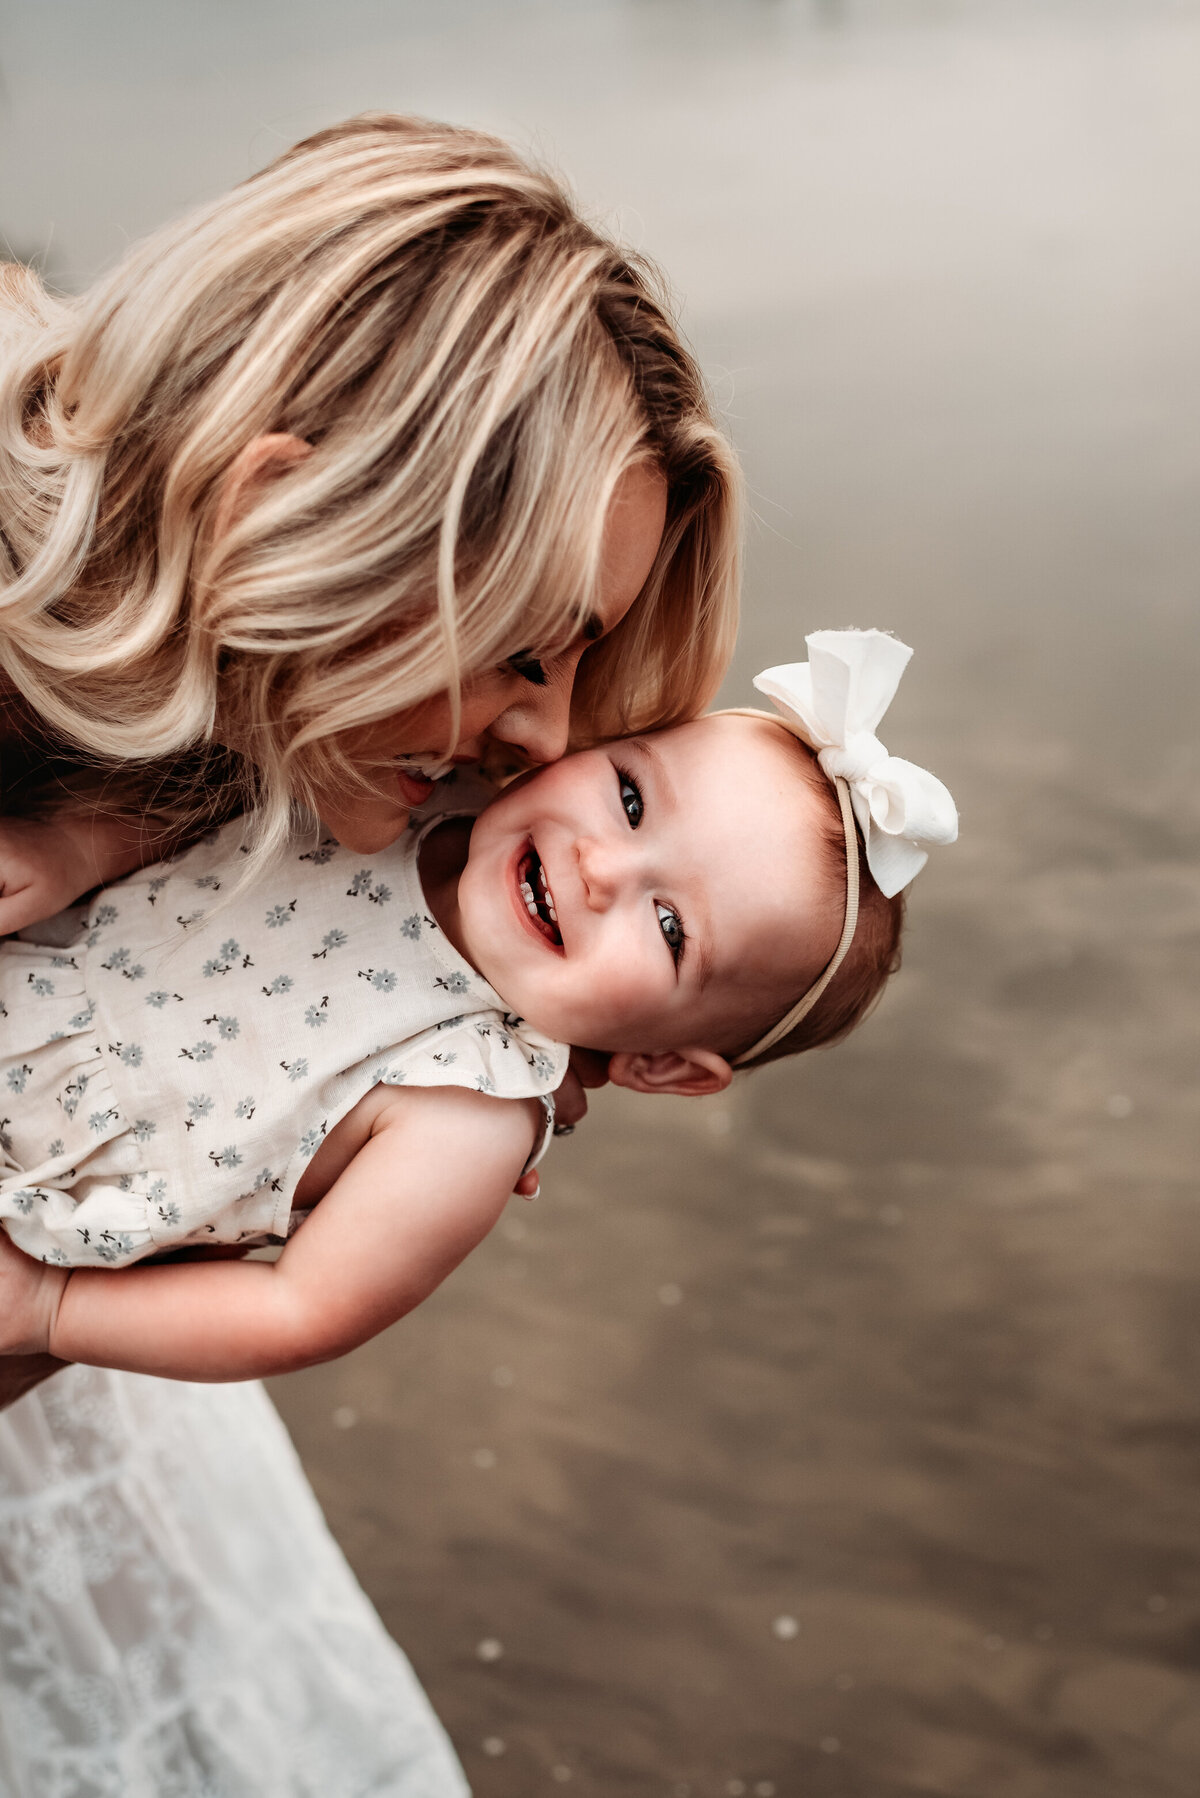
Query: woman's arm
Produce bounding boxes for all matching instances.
[44,1085,540,1382]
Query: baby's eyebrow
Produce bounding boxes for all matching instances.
[624,734,676,810]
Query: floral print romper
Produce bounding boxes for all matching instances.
[0,813,566,1268]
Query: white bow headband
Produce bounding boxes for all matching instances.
[729,629,958,1065]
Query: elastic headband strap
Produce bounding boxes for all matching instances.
[731,773,861,1068]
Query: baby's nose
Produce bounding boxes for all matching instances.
[575,837,623,907]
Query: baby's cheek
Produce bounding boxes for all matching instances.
[568,964,658,1047]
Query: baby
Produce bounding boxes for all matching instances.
[0,631,956,1382]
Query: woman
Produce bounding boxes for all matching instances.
[0,114,740,1791]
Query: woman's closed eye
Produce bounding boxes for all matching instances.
[508,611,606,688]
[506,650,547,686]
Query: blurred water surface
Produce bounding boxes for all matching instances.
[3,2,1200,1792]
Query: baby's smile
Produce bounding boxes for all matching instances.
[514,842,563,948]
[424,713,841,1060]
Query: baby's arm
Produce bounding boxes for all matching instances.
[42,1085,540,1381]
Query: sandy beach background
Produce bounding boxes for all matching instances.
[3,2,1199,1790]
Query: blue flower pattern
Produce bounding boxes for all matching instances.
[358,968,397,994]
[1,820,563,1266]
[203,939,241,978]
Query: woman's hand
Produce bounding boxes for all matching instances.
[0,1229,67,1357]
[0,810,169,936]
[511,1046,610,1198]
[0,816,95,936]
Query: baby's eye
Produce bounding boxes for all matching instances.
[656,902,685,960]
[505,650,547,687]
[617,768,643,829]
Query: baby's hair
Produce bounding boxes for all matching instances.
[733,734,905,1069]
[0,114,740,868]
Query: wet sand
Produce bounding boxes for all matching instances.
[6,2,1200,1789]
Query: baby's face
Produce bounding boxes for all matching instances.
[457,714,841,1054]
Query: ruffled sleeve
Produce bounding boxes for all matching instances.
[371,1009,567,1102]
[369,1010,566,1178]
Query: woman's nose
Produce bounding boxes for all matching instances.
[489,664,575,766]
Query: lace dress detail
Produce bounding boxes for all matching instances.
[0,1366,470,1797]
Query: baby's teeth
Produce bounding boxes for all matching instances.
[536,864,557,920]
[521,861,559,930]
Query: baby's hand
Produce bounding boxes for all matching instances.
[0,1229,67,1356]
[0,816,95,936]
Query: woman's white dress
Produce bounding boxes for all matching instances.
[0,1365,470,1798]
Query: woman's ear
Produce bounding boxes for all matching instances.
[607,1047,732,1098]
[213,433,312,540]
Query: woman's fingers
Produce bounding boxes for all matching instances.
[0,885,36,937]
[510,1056,608,1197]
[552,1048,611,1130]
[0,817,85,935]
[569,1046,612,1090]
[553,1067,591,1131]
[0,867,76,935]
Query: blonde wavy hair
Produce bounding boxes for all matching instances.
[0,113,740,860]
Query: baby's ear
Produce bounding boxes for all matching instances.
[607,1048,732,1098]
